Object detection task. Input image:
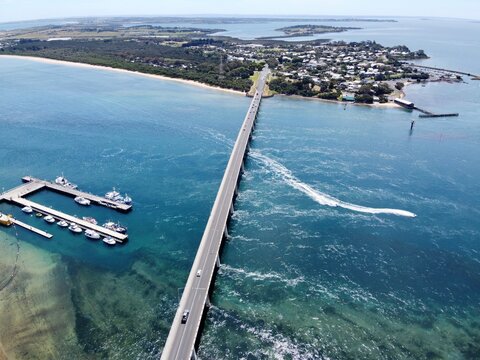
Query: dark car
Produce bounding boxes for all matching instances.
[181,310,190,324]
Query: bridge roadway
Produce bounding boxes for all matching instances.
[161,66,269,360]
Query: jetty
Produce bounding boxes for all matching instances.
[0,177,129,242]
[161,65,270,360]
[394,98,459,118]
[21,176,132,212]
[413,106,459,118]
[418,113,459,118]
[406,63,479,79]
[10,218,53,239]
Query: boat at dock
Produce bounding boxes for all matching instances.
[102,221,127,234]
[44,215,55,224]
[57,220,69,227]
[82,216,98,225]
[74,197,91,206]
[0,213,13,227]
[105,188,121,201]
[35,212,43,218]
[105,188,133,205]
[85,229,101,240]
[103,237,116,246]
[68,223,82,233]
[55,175,78,189]
[122,194,133,205]
[22,206,33,214]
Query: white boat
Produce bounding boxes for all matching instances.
[105,188,121,200]
[22,206,33,214]
[82,216,98,225]
[74,197,91,206]
[102,221,127,234]
[85,230,101,240]
[44,215,55,223]
[57,220,69,227]
[121,194,132,205]
[55,175,78,189]
[102,237,116,246]
[68,223,82,233]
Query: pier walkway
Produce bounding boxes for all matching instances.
[161,66,270,360]
[10,218,53,239]
[0,177,129,242]
[406,63,479,79]
[22,176,132,212]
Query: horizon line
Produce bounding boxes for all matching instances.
[1,14,479,25]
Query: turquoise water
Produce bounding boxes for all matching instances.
[0,17,479,360]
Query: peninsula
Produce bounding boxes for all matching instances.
[258,24,362,40]
[0,17,463,105]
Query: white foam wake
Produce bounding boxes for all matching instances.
[250,151,416,218]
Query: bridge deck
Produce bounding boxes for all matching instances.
[161,66,270,360]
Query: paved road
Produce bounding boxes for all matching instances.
[161,66,269,360]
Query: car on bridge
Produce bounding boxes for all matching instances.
[181,310,190,324]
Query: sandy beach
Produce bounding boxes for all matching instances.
[0,55,411,110]
[0,55,246,96]
[279,94,402,109]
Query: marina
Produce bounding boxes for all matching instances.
[21,176,133,212]
[0,176,130,243]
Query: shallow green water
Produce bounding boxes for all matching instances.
[0,16,479,360]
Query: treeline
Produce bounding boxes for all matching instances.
[354,83,393,104]
[2,39,261,92]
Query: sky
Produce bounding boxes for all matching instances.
[1,0,479,23]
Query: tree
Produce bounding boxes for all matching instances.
[355,93,374,104]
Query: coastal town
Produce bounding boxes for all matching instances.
[0,22,467,104]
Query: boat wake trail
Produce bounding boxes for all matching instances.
[250,151,417,218]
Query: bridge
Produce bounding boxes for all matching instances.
[161,66,270,360]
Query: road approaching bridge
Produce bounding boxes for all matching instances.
[161,66,270,360]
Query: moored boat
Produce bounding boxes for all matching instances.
[85,229,101,240]
[44,215,55,224]
[35,212,43,218]
[74,197,91,206]
[105,188,121,201]
[55,174,78,189]
[121,194,133,205]
[68,223,82,233]
[57,220,69,227]
[22,206,33,214]
[0,213,13,227]
[82,216,98,225]
[102,221,127,234]
[102,237,116,246]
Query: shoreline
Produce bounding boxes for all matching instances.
[0,55,246,96]
[277,94,401,109]
[1,55,418,110]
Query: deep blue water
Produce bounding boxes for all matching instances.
[0,16,479,360]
